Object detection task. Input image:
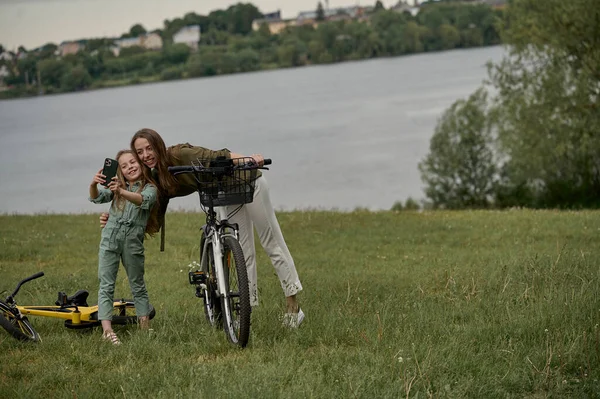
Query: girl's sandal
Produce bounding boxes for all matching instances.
[102,331,121,345]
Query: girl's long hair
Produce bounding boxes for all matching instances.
[130,128,178,197]
[112,149,160,237]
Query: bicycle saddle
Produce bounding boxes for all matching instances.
[55,290,90,307]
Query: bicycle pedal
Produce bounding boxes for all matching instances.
[188,271,206,285]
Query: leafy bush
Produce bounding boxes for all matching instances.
[419,88,498,209]
[160,66,183,81]
[60,65,92,91]
[391,201,403,211]
[404,197,420,210]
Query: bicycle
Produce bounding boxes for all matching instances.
[0,271,156,342]
[168,156,271,348]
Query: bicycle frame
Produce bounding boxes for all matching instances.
[203,210,239,301]
[17,304,96,325]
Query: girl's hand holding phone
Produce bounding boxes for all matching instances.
[91,169,106,186]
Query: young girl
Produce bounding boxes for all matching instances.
[89,149,159,344]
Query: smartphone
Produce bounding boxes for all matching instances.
[101,158,118,187]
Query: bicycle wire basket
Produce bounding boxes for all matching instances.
[191,157,258,207]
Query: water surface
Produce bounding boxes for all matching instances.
[0,46,505,214]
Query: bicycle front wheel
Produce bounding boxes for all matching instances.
[0,300,39,342]
[201,240,223,328]
[221,235,251,347]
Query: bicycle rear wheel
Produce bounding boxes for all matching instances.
[201,238,223,327]
[0,300,39,342]
[221,235,251,347]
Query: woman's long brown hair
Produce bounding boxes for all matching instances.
[130,128,178,197]
[112,149,160,237]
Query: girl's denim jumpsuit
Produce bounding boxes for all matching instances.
[90,182,157,321]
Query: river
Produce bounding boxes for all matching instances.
[0,45,505,214]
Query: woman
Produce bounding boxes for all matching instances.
[102,128,304,328]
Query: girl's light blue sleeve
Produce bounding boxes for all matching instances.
[139,184,157,210]
[89,187,113,204]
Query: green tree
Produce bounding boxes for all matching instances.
[370,10,407,55]
[186,50,220,77]
[61,65,92,91]
[37,58,69,88]
[16,57,38,85]
[419,88,498,209]
[489,0,600,207]
[277,37,307,67]
[81,51,109,79]
[200,26,231,46]
[186,53,205,77]
[374,1,385,12]
[307,40,326,63]
[401,21,425,53]
[38,43,58,59]
[316,2,326,21]
[163,43,191,64]
[438,23,460,50]
[129,24,147,38]
[316,21,340,51]
[460,26,484,47]
[220,52,239,74]
[226,3,262,35]
[257,22,271,38]
[236,48,260,72]
[119,46,146,57]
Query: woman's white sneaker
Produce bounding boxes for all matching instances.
[282,308,305,328]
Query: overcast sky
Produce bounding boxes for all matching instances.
[0,0,407,51]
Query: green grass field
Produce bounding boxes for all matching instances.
[1,210,599,398]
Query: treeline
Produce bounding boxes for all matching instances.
[419,0,600,209]
[0,1,503,99]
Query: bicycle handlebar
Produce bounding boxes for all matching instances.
[8,271,45,302]
[168,157,272,176]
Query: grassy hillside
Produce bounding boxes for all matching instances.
[1,210,599,397]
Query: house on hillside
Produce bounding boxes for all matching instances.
[251,10,298,34]
[112,32,163,56]
[391,1,420,16]
[0,52,13,62]
[112,37,141,56]
[173,25,201,51]
[0,65,10,87]
[296,5,372,25]
[141,32,163,50]
[59,41,85,56]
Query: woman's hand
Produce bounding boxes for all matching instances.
[99,212,109,228]
[251,154,264,167]
[91,169,106,186]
